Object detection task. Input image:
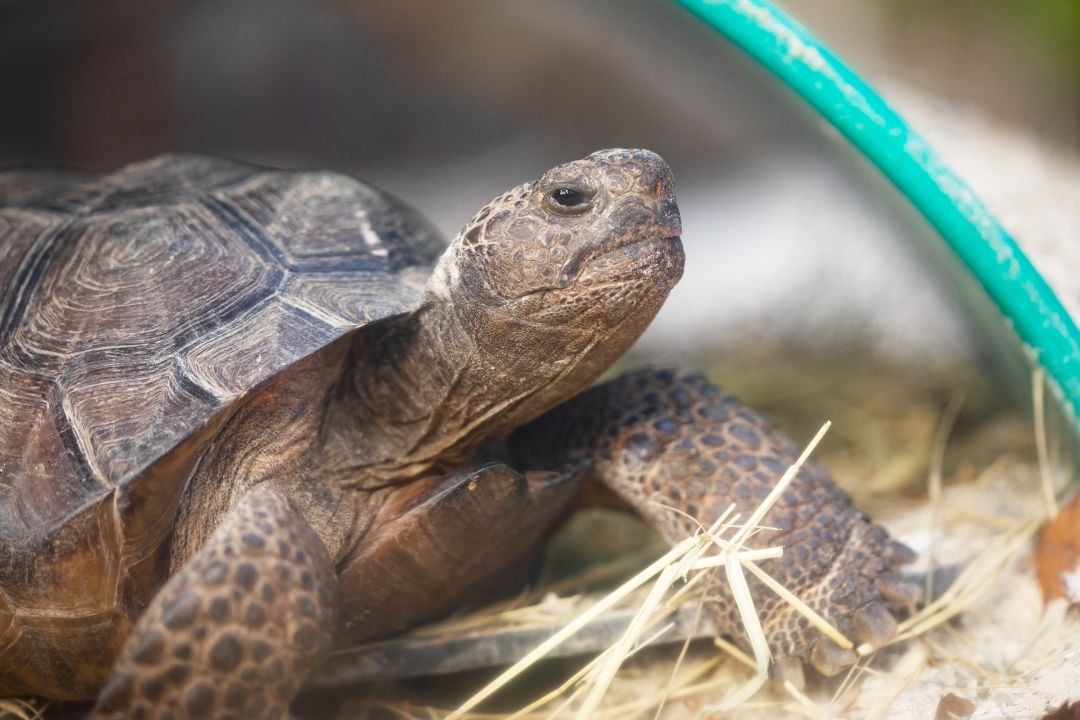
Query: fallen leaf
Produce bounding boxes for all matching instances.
[1036,494,1080,603]
[934,692,976,720]
[1040,700,1080,720]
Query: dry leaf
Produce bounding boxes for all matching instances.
[934,692,976,719]
[1041,700,1080,720]
[1036,494,1080,603]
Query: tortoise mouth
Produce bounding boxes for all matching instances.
[574,232,682,284]
[497,228,683,308]
[571,233,683,285]
[497,233,684,314]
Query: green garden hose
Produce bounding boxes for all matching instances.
[676,0,1080,427]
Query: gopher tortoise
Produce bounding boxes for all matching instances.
[0,150,916,717]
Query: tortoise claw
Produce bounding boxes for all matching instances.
[885,539,918,565]
[772,655,806,690]
[809,637,857,677]
[874,573,923,608]
[852,601,898,649]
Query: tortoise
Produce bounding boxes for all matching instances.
[0,150,918,717]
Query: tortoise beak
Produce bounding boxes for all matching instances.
[659,197,682,239]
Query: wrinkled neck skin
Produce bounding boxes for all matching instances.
[321,261,664,489]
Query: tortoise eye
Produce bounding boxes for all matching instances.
[544,186,594,215]
[551,188,585,206]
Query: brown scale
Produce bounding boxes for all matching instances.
[512,368,920,684]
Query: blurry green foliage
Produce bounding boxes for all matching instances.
[893,0,1080,76]
[1001,0,1080,71]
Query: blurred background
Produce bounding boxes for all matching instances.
[3,0,1078,370]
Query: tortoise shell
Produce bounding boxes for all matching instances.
[0,155,443,694]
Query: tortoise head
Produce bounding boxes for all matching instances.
[339,152,685,474]
[428,149,684,331]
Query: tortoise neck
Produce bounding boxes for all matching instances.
[322,289,614,488]
[321,297,503,486]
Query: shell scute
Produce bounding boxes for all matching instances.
[0,153,443,561]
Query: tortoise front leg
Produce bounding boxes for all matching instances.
[511,368,920,683]
[92,484,336,720]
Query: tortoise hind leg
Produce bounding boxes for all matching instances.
[92,484,336,720]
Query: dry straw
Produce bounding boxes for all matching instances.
[446,422,838,720]
[0,698,46,720]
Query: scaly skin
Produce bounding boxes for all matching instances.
[93,485,337,720]
[512,369,920,682]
